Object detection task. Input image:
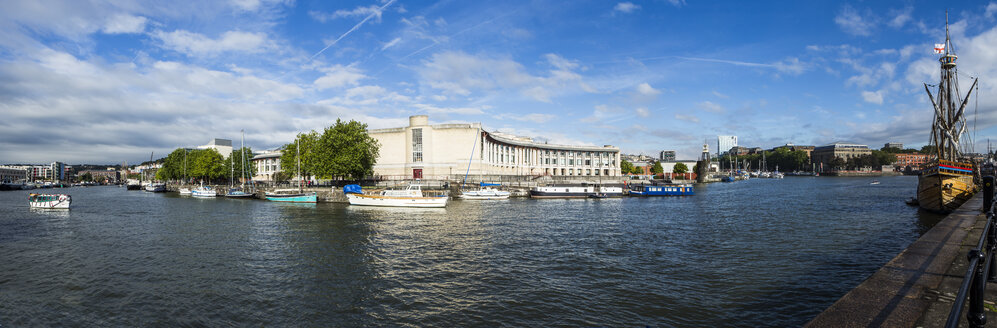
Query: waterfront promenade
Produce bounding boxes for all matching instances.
[807,192,997,327]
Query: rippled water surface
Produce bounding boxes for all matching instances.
[0,176,945,327]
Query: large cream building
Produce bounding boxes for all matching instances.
[370,115,621,179]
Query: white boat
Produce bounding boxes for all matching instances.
[178,188,192,195]
[29,193,71,209]
[265,189,317,202]
[191,186,217,197]
[459,187,511,200]
[144,183,166,192]
[529,185,624,198]
[345,185,448,208]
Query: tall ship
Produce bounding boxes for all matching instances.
[917,16,980,213]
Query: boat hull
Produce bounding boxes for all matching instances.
[347,193,447,207]
[29,194,71,209]
[266,193,317,203]
[917,171,975,213]
[459,194,511,200]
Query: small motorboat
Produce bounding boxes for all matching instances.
[29,193,71,209]
[870,180,880,185]
[178,187,192,195]
[191,186,217,197]
[588,193,609,199]
[225,188,254,198]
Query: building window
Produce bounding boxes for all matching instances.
[412,128,423,162]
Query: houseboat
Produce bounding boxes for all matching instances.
[529,185,624,198]
[629,184,694,196]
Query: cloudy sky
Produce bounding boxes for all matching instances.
[2,0,997,164]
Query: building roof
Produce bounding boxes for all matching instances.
[486,131,618,152]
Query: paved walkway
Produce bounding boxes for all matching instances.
[807,193,997,327]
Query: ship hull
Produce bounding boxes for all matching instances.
[917,172,975,213]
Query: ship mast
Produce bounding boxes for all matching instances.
[925,12,978,162]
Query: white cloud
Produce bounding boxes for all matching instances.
[675,114,700,123]
[154,30,271,57]
[835,5,876,36]
[418,51,591,103]
[861,90,884,104]
[636,83,661,96]
[614,2,640,14]
[102,14,147,34]
[888,6,913,28]
[382,37,402,50]
[231,0,261,11]
[697,101,725,113]
[494,113,555,123]
[666,0,686,7]
[636,107,651,118]
[413,103,485,115]
[310,4,384,23]
[987,3,997,19]
[712,90,729,99]
[313,65,366,89]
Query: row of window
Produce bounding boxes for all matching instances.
[485,141,617,167]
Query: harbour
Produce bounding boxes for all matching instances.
[0,176,943,326]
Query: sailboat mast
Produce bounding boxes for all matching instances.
[296,141,301,192]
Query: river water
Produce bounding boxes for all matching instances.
[0,176,944,327]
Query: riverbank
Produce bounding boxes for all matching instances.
[806,192,988,327]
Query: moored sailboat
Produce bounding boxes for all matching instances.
[917,15,980,213]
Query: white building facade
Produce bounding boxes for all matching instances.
[370,116,621,179]
[197,138,233,158]
[0,166,27,183]
[251,150,282,181]
[718,135,737,156]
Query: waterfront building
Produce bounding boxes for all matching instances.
[251,150,282,181]
[630,161,654,176]
[50,162,67,181]
[885,142,904,150]
[659,150,676,162]
[718,135,737,156]
[76,170,121,183]
[368,115,621,179]
[197,138,233,158]
[728,146,751,156]
[0,167,27,183]
[895,153,928,170]
[811,142,872,172]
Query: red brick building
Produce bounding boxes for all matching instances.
[895,153,928,170]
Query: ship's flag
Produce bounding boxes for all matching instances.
[934,43,945,54]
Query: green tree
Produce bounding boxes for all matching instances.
[156,148,189,181]
[78,172,93,182]
[651,161,664,175]
[281,131,319,180]
[829,157,846,171]
[620,159,634,175]
[673,162,689,174]
[920,145,938,155]
[880,146,902,153]
[222,147,257,182]
[314,119,380,179]
[281,119,381,180]
[189,148,225,181]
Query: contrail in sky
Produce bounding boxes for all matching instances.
[309,0,397,61]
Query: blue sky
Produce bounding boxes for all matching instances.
[2,0,997,164]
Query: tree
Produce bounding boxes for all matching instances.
[78,172,93,182]
[650,161,664,175]
[920,145,938,155]
[673,162,689,174]
[829,157,846,171]
[314,119,380,179]
[281,119,381,180]
[620,159,634,175]
[189,149,226,181]
[280,131,319,180]
[222,147,257,182]
[156,148,189,181]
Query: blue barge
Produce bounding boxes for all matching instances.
[629,184,694,196]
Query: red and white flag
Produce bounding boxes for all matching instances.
[934,43,945,54]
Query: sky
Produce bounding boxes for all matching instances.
[2,0,997,164]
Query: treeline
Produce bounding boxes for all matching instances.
[279,119,380,181]
[720,148,811,171]
[154,147,255,182]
